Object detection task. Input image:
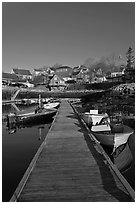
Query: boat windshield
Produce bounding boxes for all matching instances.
[99,117,110,125]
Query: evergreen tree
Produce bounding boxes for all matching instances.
[124,46,135,82]
[126,46,134,70]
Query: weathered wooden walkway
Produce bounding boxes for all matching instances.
[11,100,134,202]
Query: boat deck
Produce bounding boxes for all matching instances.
[11,100,134,202]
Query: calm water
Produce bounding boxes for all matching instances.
[2,104,52,201]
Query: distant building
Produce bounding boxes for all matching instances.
[2,72,19,84]
[32,67,54,85]
[71,65,90,83]
[54,66,72,79]
[105,70,124,83]
[33,67,54,76]
[110,71,123,77]
[106,75,123,83]
[11,68,32,80]
[49,74,66,87]
[90,76,107,83]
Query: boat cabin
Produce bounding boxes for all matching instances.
[85,110,111,132]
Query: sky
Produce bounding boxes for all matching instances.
[2,2,135,72]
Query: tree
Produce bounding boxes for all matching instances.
[126,46,135,70]
[124,46,135,82]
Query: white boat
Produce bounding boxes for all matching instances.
[81,110,133,150]
[43,102,60,110]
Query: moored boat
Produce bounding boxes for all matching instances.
[43,102,60,109]
[5,94,58,133]
[7,107,57,128]
[111,142,133,172]
[81,110,133,150]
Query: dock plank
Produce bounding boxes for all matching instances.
[16,100,132,202]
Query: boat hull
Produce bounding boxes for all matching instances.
[7,109,57,128]
[92,125,133,148]
[93,131,114,147]
[112,143,133,171]
[18,110,56,124]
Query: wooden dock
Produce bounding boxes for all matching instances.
[10,100,134,202]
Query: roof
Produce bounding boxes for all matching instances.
[55,66,73,78]
[52,74,65,81]
[2,72,19,81]
[12,68,32,76]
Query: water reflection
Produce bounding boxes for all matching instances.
[6,114,53,137]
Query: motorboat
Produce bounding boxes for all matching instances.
[81,110,133,150]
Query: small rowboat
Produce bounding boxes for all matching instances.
[81,110,133,150]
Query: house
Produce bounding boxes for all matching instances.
[33,67,54,76]
[11,68,32,80]
[49,66,73,89]
[54,66,72,79]
[2,72,19,84]
[71,65,90,83]
[32,67,54,83]
[106,70,125,83]
[110,71,123,77]
[49,74,66,88]
[91,76,107,83]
